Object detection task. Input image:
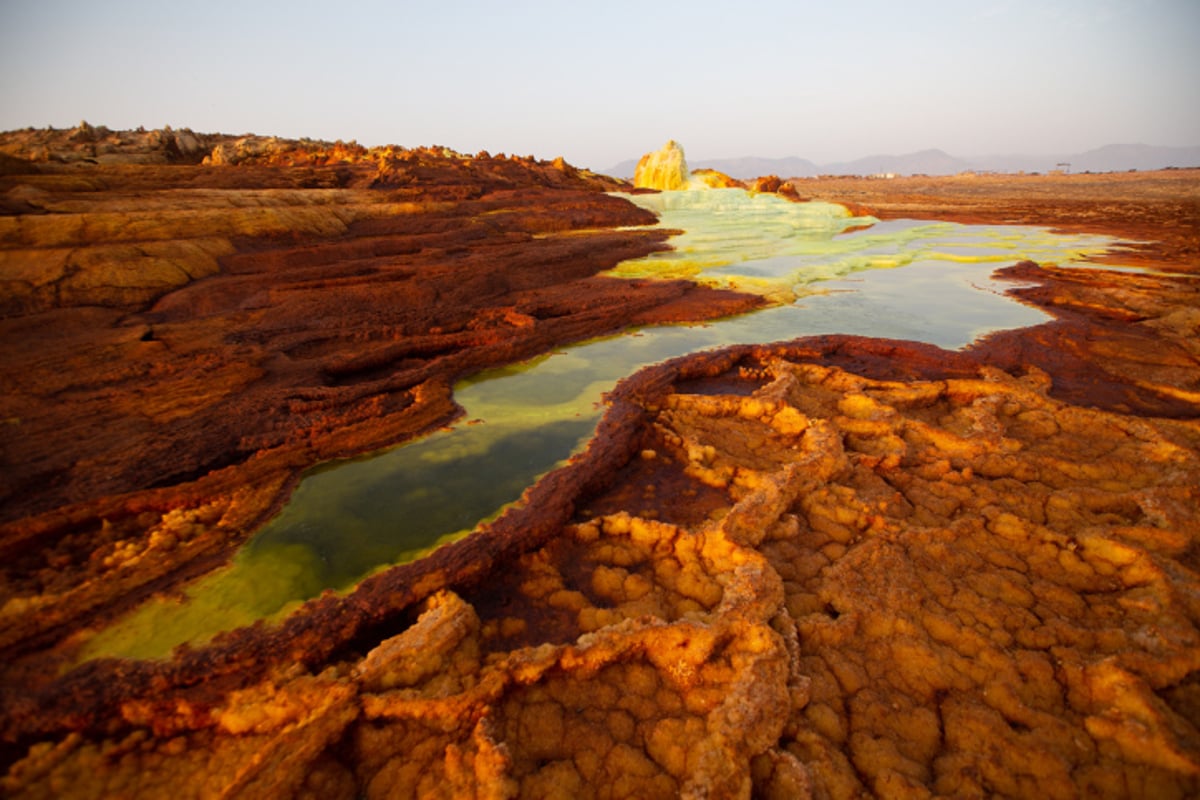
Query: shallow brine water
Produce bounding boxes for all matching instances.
[81,189,1121,660]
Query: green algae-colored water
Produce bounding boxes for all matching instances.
[79,189,1121,661]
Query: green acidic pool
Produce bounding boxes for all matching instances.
[78,189,1119,661]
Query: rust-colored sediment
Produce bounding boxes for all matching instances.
[1,133,1198,798]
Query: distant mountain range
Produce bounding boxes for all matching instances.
[605,144,1200,179]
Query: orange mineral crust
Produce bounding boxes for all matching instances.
[4,332,1199,798]
[2,129,1199,798]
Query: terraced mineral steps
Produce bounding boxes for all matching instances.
[4,333,1198,798]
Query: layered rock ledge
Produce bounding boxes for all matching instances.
[0,137,765,668]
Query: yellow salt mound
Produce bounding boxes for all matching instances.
[634,140,690,191]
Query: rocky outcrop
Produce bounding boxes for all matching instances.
[634,139,691,191]
[0,137,649,318]
[201,136,381,167]
[0,122,215,165]
[0,122,382,168]
[688,167,742,189]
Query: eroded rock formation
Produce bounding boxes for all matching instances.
[0,123,439,170]
[0,122,215,166]
[633,140,692,191]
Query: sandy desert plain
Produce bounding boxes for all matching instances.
[0,125,1199,798]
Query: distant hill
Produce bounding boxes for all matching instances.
[684,155,820,180]
[821,149,970,178]
[965,144,1200,175]
[605,144,1200,179]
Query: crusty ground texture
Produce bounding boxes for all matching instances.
[1,134,1198,798]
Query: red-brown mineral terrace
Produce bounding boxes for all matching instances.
[1,125,1198,798]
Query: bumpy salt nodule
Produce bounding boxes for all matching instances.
[78,188,1121,661]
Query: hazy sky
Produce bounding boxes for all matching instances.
[2,0,1197,170]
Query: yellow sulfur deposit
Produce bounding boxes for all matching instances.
[633,140,691,191]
